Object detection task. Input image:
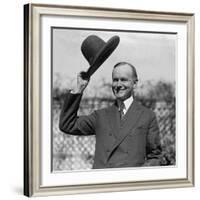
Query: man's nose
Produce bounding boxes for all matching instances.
[116,80,122,87]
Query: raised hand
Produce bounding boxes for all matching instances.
[73,71,90,94]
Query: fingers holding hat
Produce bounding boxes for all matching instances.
[80,71,90,80]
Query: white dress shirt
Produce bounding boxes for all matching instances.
[123,96,133,114]
[117,96,133,115]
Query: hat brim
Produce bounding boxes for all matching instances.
[86,35,120,77]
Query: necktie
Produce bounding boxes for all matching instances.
[119,102,125,120]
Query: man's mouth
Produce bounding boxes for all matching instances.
[115,87,126,93]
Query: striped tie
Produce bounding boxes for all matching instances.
[119,102,125,120]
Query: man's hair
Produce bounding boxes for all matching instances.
[113,62,138,82]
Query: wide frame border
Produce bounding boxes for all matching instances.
[24,3,195,197]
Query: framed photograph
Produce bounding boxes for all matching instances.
[24,3,195,197]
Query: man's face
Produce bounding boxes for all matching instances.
[112,64,136,101]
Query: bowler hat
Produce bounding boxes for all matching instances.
[81,35,120,77]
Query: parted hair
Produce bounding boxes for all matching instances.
[113,62,138,82]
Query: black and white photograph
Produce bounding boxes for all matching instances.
[52,28,176,171]
[23,4,194,196]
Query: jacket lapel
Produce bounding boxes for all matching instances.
[120,100,143,138]
[106,102,120,139]
[107,100,144,161]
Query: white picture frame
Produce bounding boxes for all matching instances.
[24,3,195,197]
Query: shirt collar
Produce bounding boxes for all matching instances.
[123,96,133,111]
[117,96,133,112]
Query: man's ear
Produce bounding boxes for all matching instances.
[133,81,138,89]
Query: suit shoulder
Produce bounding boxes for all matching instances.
[94,105,114,115]
[137,102,155,117]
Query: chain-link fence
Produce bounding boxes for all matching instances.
[53,97,175,171]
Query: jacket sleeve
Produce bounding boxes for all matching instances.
[143,112,162,166]
[59,92,97,136]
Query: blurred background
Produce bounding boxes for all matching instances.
[52,28,176,171]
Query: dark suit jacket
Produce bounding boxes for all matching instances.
[59,93,161,169]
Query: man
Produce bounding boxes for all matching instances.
[59,61,161,169]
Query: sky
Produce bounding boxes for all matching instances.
[52,28,176,90]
